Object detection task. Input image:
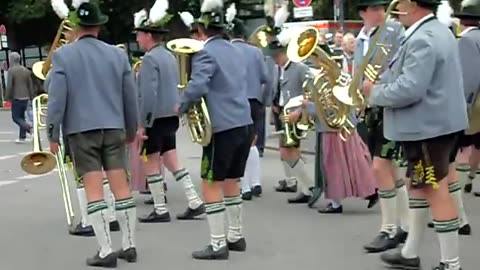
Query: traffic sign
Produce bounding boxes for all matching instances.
[292,0,312,8]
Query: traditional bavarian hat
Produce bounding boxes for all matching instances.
[356,0,391,7]
[133,0,173,34]
[225,3,246,37]
[67,0,109,27]
[196,0,227,29]
[263,4,290,56]
[454,0,480,20]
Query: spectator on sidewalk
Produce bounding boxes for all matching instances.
[5,52,33,143]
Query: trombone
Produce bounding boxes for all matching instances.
[20,94,75,226]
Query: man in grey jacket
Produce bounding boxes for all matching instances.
[364,0,468,269]
[46,3,139,267]
[228,18,272,200]
[5,52,33,143]
[134,6,204,224]
[178,5,252,260]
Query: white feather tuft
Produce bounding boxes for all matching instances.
[437,0,454,26]
[179,12,195,27]
[461,0,480,7]
[134,9,148,28]
[201,0,224,13]
[264,0,274,17]
[274,4,289,28]
[149,0,169,24]
[51,0,70,19]
[225,3,237,24]
[72,0,89,9]
[277,28,291,47]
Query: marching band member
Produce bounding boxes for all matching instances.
[46,2,139,267]
[133,1,205,223]
[265,6,315,203]
[425,0,472,237]
[177,0,251,260]
[226,6,272,200]
[364,0,468,269]
[455,0,480,196]
[355,0,409,253]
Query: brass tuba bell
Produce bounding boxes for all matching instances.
[166,38,212,146]
[287,27,355,140]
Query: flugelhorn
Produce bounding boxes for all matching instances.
[166,38,212,146]
[32,19,74,81]
[287,27,355,140]
[334,0,403,109]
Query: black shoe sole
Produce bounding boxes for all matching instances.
[382,262,420,270]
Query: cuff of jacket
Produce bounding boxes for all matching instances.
[48,124,60,143]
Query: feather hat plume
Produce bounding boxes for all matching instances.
[179,11,195,28]
[276,27,292,47]
[437,0,454,26]
[51,0,70,19]
[274,4,289,28]
[72,0,89,9]
[264,0,275,17]
[134,0,173,33]
[197,0,226,28]
[226,3,237,25]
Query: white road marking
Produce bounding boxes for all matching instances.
[0,155,18,160]
[0,180,19,187]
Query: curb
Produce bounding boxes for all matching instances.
[264,145,315,155]
[0,108,10,111]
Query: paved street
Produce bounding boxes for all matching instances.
[0,110,479,270]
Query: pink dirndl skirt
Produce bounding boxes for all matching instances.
[128,140,147,192]
[322,131,377,201]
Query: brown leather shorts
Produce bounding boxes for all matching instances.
[403,132,458,189]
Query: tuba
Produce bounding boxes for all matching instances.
[287,27,356,140]
[333,0,402,109]
[166,38,212,146]
[32,19,74,81]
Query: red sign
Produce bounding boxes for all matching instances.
[0,25,6,35]
[293,0,312,7]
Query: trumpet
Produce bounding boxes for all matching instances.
[281,95,309,146]
[166,38,212,146]
[32,19,74,81]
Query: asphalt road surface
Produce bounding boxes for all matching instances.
[0,111,478,270]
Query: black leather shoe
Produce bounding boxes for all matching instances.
[432,262,445,270]
[116,247,137,263]
[428,221,434,228]
[318,204,343,214]
[192,245,229,260]
[242,192,253,201]
[109,221,120,232]
[287,193,311,204]
[380,249,420,270]
[138,211,171,223]
[86,252,117,268]
[227,238,246,251]
[474,191,480,197]
[363,232,399,253]
[459,224,471,235]
[139,190,151,195]
[395,228,408,244]
[144,196,168,205]
[275,180,297,193]
[69,223,95,237]
[365,191,379,208]
[464,183,472,193]
[252,185,262,197]
[176,204,205,220]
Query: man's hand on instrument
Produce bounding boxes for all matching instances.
[363,80,374,97]
[50,142,59,155]
[287,111,301,124]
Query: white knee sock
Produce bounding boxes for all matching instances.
[76,186,90,227]
[102,179,116,222]
[434,218,461,270]
[115,197,137,250]
[282,161,296,187]
[87,200,113,258]
[147,174,168,214]
[289,159,313,196]
[225,195,244,243]
[449,182,469,227]
[378,188,397,237]
[330,199,342,208]
[396,179,410,232]
[401,198,429,259]
[241,150,253,193]
[174,169,203,209]
[248,146,261,187]
[205,201,227,251]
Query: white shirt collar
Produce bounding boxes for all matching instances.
[282,60,291,69]
[230,38,244,43]
[204,35,219,45]
[404,13,435,40]
[357,26,376,40]
[460,26,478,37]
